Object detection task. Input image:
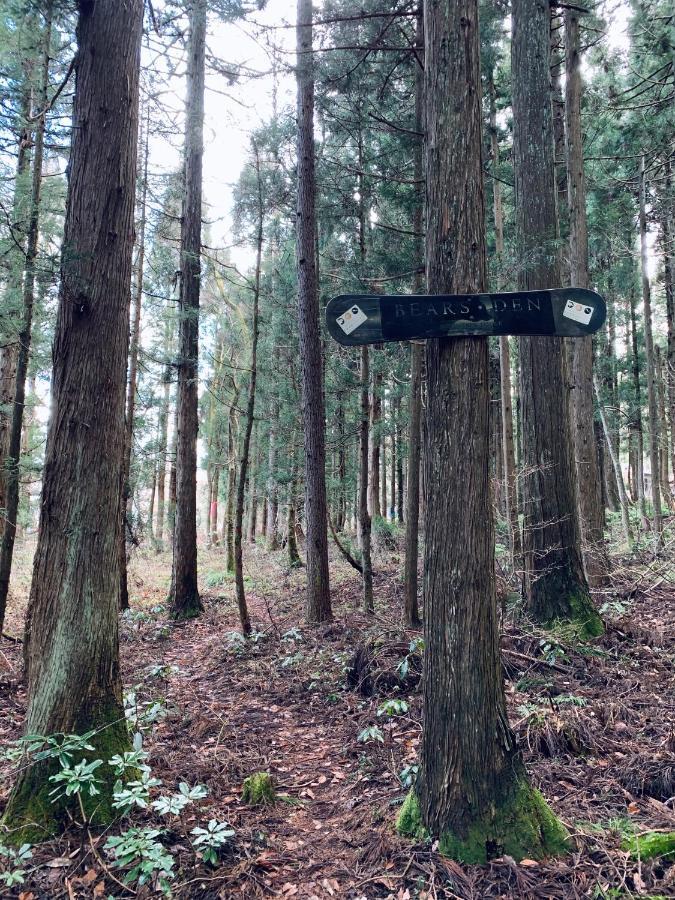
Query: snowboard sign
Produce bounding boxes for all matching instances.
[326,288,606,346]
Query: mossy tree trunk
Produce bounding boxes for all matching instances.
[512,0,601,637]
[3,0,143,842]
[400,0,569,864]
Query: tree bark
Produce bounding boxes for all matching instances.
[119,107,149,610]
[512,0,601,635]
[403,10,423,628]
[564,9,608,583]
[296,0,331,622]
[234,144,264,635]
[170,0,206,619]
[155,321,173,548]
[359,347,374,613]
[400,0,568,863]
[0,4,52,631]
[594,376,633,550]
[3,0,143,838]
[640,156,663,541]
[629,284,648,525]
[489,70,521,569]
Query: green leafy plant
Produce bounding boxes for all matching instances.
[48,758,103,801]
[191,819,235,865]
[112,771,162,813]
[377,699,409,717]
[0,842,32,888]
[357,725,384,744]
[399,764,419,788]
[152,782,208,817]
[105,827,175,895]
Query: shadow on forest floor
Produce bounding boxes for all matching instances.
[1,537,675,898]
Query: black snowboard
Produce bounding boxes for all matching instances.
[325,288,606,346]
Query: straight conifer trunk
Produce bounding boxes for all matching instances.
[639,156,663,540]
[564,9,608,581]
[0,4,52,631]
[403,12,423,627]
[399,0,568,863]
[359,347,374,613]
[170,0,206,619]
[119,111,149,610]
[511,0,601,636]
[296,0,331,622]
[3,0,143,838]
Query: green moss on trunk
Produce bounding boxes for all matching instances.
[566,592,604,639]
[1,704,131,845]
[397,782,570,864]
[242,772,276,806]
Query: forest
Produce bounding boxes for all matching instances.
[0,0,674,897]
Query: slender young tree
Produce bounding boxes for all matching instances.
[296,0,331,622]
[639,156,663,541]
[169,0,206,620]
[3,0,143,838]
[233,142,264,637]
[119,107,150,610]
[0,2,52,632]
[511,0,602,636]
[397,0,569,862]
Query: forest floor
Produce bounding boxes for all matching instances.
[1,535,675,899]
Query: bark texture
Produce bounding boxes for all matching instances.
[512,0,601,636]
[564,9,607,582]
[296,0,331,622]
[402,0,569,863]
[3,0,143,840]
[170,0,206,620]
[0,5,51,631]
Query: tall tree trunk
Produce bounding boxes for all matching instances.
[3,0,143,837]
[629,284,648,525]
[225,380,239,572]
[335,392,347,531]
[594,376,633,550]
[296,0,331,622]
[266,388,280,550]
[359,347,374,613]
[155,326,173,548]
[119,108,149,610]
[170,0,206,619]
[246,423,258,544]
[640,156,663,541]
[564,8,608,582]
[0,64,33,540]
[489,72,521,568]
[656,346,670,507]
[403,9,423,627]
[512,0,601,636]
[234,144,264,636]
[0,4,52,631]
[210,466,220,545]
[398,0,569,862]
[369,373,382,518]
[662,169,675,497]
[287,453,302,569]
[391,398,398,520]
